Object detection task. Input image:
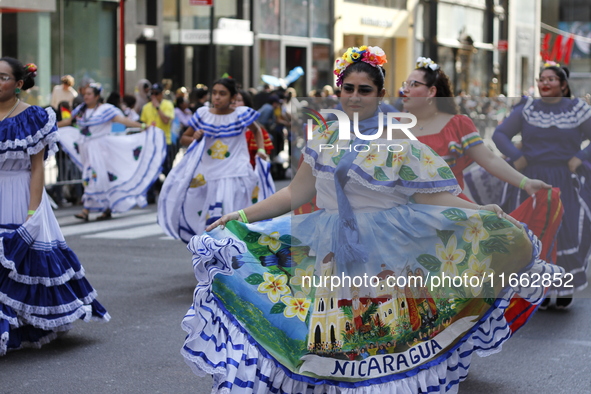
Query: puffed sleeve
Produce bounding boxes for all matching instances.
[235,106,261,128]
[0,106,58,163]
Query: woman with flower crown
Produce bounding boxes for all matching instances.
[0,57,110,356]
[179,46,564,393]
[401,58,563,331]
[493,62,591,309]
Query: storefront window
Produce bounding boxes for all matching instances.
[284,0,308,37]
[50,1,117,97]
[312,44,331,89]
[311,0,330,38]
[259,0,280,34]
[259,40,281,80]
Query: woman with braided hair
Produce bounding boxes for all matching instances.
[0,58,110,355]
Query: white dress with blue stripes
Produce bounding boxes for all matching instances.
[58,103,167,212]
[158,106,275,243]
[0,106,110,356]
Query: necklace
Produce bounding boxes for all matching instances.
[1,98,20,121]
[417,112,439,131]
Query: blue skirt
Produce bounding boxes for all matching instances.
[502,161,591,294]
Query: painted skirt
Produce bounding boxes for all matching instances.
[180,204,564,393]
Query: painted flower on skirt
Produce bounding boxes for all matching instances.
[436,234,466,278]
[456,213,490,254]
[190,173,207,188]
[290,264,316,295]
[257,272,290,303]
[281,292,311,321]
[463,255,494,297]
[209,140,230,160]
[258,231,282,252]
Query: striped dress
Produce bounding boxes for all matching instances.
[158,106,275,242]
[58,103,167,212]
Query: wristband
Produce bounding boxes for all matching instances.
[141,122,147,130]
[257,148,266,154]
[519,176,529,190]
[238,209,249,224]
[27,210,36,215]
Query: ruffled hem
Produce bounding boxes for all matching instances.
[180,227,563,393]
[0,234,86,286]
[0,107,58,162]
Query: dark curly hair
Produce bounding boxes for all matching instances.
[541,65,572,98]
[0,57,36,91]
[415,67,458,115]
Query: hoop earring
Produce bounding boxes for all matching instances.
[15,88,21,95]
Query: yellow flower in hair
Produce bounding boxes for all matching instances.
[351,52,361,60]
[359,45,368,51]
[342,48,355,63]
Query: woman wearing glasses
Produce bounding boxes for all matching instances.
[493,63,591,309]
[402,58,559,332]
[0,57,110,355]
[58,83,166,221]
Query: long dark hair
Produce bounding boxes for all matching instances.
[0,57,36,91]
[541,65,572,98]
[415,68,459,115]
[237,89,254,108]
[212,78,237,96]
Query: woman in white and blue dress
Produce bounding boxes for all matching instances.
[0,58,110,356]
[180,47,566,393]
[158,78,273,243]
[58,83,167,221]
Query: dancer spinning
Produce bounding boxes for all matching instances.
[493,62,591,309]
[402,57,562,330]
[158,78,271,243]
[0,58,110,356]
[58,83,166,221]
[179,46,564,393]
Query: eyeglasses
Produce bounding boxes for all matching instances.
[536,77,560,84]
[0,75,14,82]
[402,80,429,90]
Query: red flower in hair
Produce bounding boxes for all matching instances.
[24,63,38,77]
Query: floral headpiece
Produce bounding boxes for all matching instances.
[543,61,561,68]
[24,63,38,77]
[415,57,440,71]
[333,46,387,87]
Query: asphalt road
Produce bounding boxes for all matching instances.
[1,180,590,393]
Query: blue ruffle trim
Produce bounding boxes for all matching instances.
[0,106,59,162]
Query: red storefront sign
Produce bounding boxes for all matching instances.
[189,0,213,5]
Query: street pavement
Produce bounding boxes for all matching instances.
[1,178,590,393]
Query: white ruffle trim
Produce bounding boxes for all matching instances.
[0,238,86,286]
[179,235,545,394]
[0,288,97,316]
[0,107,59,162]
[523,97,591,129]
